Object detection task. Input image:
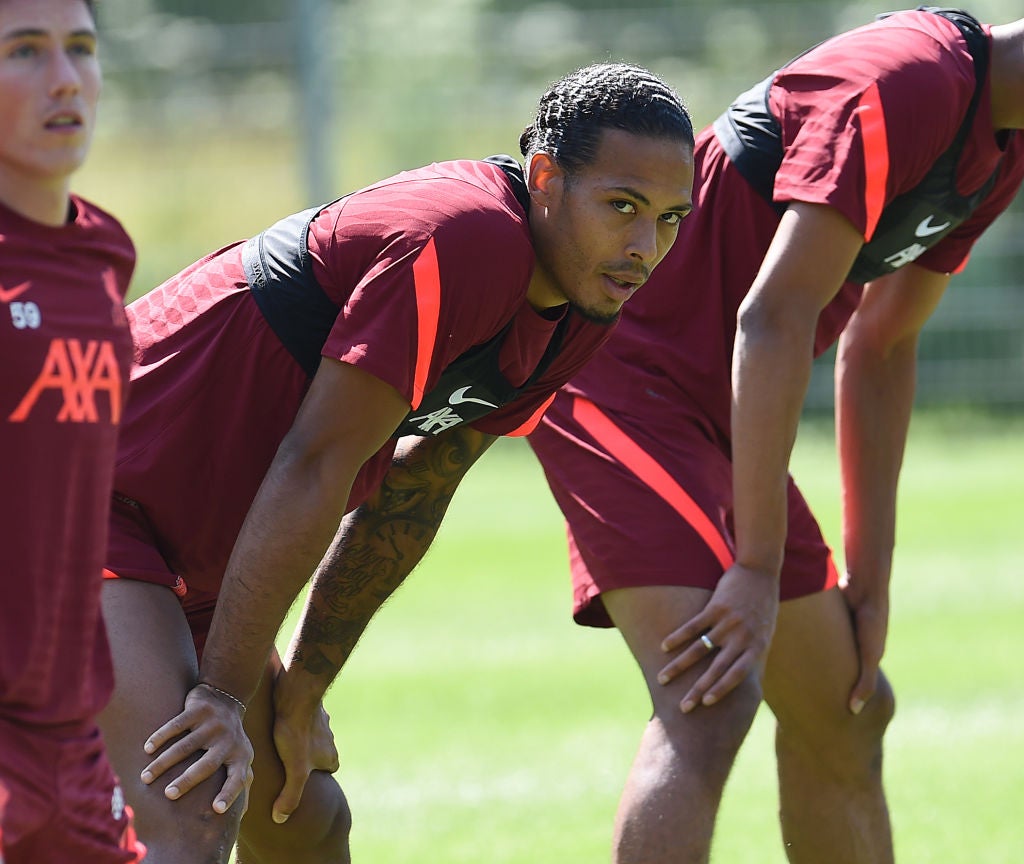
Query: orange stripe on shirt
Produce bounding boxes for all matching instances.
[506,392,557,437]
[857,82,889,241]
[571,396,734,570]
[411,238,443,410]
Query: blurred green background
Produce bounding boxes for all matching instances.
[75,2,1024,860]
[79,0,1024,412]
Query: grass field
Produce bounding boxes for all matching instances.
[264,413,1024,863]
[76,133,1023,864]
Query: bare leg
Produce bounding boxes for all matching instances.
[603,586,765,864]
[99,579,244,864]
[235,652,351,864]
[765,588,895,864]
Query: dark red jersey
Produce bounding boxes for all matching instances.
[565,10,1024,440]
[112,160,613,598]
[0,196,135,731]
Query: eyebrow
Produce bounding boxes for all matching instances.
[609,185,693,214]
[1,27,97,42]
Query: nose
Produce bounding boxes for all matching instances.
[49,50,82,98]
[626,218,660,264]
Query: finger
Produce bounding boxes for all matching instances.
[159,750,229,801]
[240,767,254,819]
[212,760,252,815]
[272,766,311,825]
[680,650,752,713]
[660,611,713,652]
[313,742,340,774]
[656,641,711,685]
[144,712,196,754]
[849,657,879,716]
[141,734,207,784]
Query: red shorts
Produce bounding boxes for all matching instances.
[529,391,839,627]
[105,496,218,659]
[0,719,145,863]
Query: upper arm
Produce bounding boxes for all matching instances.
[281,357,411,477]
[740,202,865,330]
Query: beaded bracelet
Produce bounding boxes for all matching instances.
[197,681,246,714]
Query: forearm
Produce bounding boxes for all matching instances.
[835,266,947,589]
[835,326,917,584]
[199,443,359,705]
[282,427,497,703]
[731,307,816,578]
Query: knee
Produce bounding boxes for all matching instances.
[778,670,896,783]
[129,783,244,864]
[649,671,764,775]
[239,774,352,864]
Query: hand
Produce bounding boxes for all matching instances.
[839,571,890,715]
[657,564,779,712]
[269,667,341,824]
[141,683,254,815]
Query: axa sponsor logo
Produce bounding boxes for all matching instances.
[8,338,123,424]
[407,386,498,434]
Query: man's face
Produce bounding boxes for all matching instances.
[527,127,694,324]
[0,0,99,194]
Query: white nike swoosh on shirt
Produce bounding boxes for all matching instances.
[915,216,951,237]
[448,386,498,408]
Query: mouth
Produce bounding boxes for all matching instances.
[601,273,643,304]
[44,110,84,133]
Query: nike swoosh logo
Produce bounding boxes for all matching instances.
[448,386,497,408]
[915,216,951,238]
[0,281,31,303]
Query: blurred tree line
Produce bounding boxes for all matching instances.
[85,0,1024,409]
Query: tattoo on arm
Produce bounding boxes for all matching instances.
[291,427,496,681]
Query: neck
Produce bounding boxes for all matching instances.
[989,20,1024,132]
[0,172,72,227]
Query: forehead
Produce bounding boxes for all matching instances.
[576,127,694,206]
[0,0,94,36]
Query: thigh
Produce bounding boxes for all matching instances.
[99,578,241,854]
[764,587,860,727]
[598,585,761,720]
[778,480,841,601]
[531,393,735,627]
[604,585,763,760]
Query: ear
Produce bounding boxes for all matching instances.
[527,151,564,209]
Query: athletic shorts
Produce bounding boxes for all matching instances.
[105,495,219,659]
[529,391,839,628]
[0,719,145,863]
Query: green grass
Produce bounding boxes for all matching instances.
[79,131,1023,862]
[265,414,1024,863]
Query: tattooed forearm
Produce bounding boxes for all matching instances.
[290,427,496,682]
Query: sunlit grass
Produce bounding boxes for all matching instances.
[261,416,1024,863]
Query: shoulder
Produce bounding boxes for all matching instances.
[69,195,136,253]
[775,11,976,120]
[68,195,137,294]
[351,159,530,241]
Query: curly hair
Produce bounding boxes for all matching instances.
[520,63,694,174]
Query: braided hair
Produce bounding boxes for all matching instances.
[520,63,694,175]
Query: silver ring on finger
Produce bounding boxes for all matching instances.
[700,633,716,652]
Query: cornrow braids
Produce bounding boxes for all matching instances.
[520,63,694,175]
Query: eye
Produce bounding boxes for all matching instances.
[612,200,637,215]
[7,42,40,59]
[660,211,690,226]
[67,39,96,57]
